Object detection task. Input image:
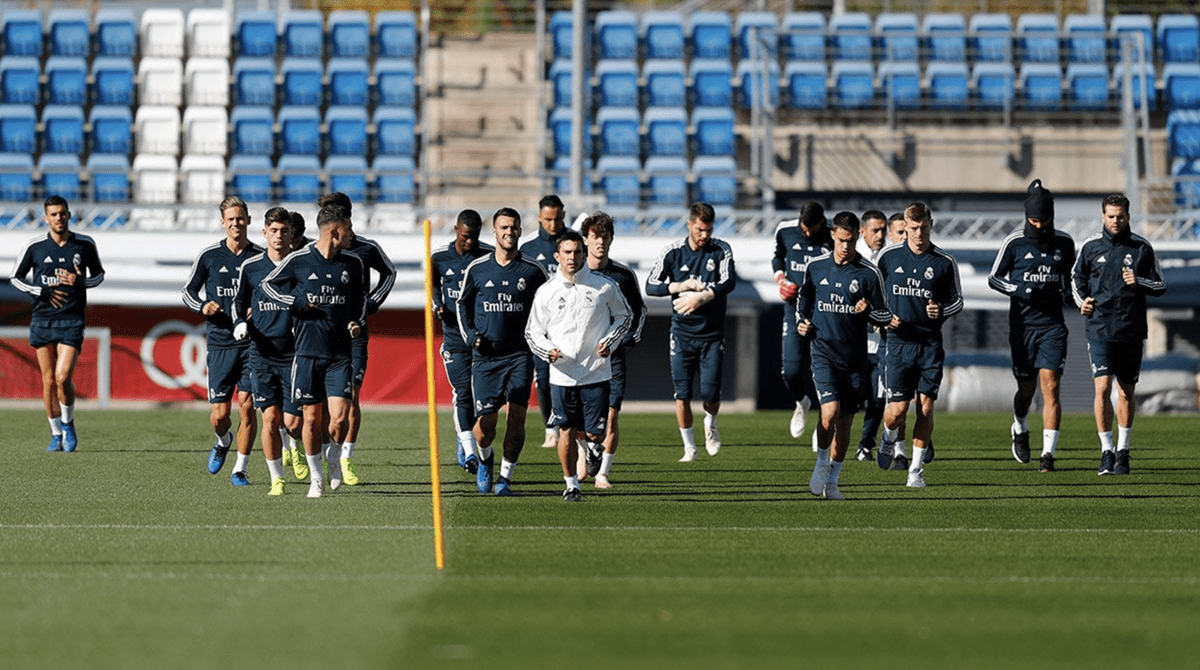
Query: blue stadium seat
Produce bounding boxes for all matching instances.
[374,59,415,107]
[551,155,593,195]
[0,153,33,200]
[1164,63,1200,110]
[376,11,416,59]
[596,156,640,205]
[87,154,130,202]
[281,58,323,106]
[644,157,688,208]
[830,13,872,62]
[233,58,276,106]
[373,107,417,156]
[690,59,733,107]
[1114,62,1157,111]
[1020,64,1062,110]
[736,12,778,61]
[644,61,686,107]
[1111,15,1153,63]
[237,10,277,58]
[548,60,588,108]
[549,12,573,60]
[278,107,321,155]
[1172,158,1200,208]
[596,11,638,60]
[926,62,969,110]
[689,12,732,60]
[91,57,135,106]
[879,62,920,109]
[547,108,591,157]
[1168,111,1200,159]
[691,107,734,156]
[643,12,684,60]
[39,154,81,200]
[1064,15,1106,63]
[277,155,322,203]
[372,156,415,204]
[782,12,825,62]
[973,62,1015,109]
[42,105,84,154]
[737,60,780,109]
[327,11,368,59]
[785,62,826,109]
[1,11,42,58]
[970,13,1013,62]
[326,107,368,156]
[328,59,369,107]
[596,107,640,157]
[644,107,687,157]
[877,13,919,62]
[1158,14,1199,63]
[0,104,36,153]
[48,10,89,58]
[45,57,86,105]
[692,156,736,206]
[283,11,323,58]
[95,9,137,58]
[228,156,273,202]
[1066,64,1109,109]
[230,107,274,156]
[325,156,368,204]
[597,60,638,108]
[0,57,38,105]
[1017,14,1060,63]
[924,13,966,62]
[832,61,875,109]
[88,106,132,154]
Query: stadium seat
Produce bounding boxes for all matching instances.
[973,62,1015,109]
[924,13,966,62]
[48,10,89,58]
[328,59,369,106]
[643,12,685,60]
[1168,111,1200,159]
[39,154,81,200]
[690,59,733,107]
[284,11,324,58]
[138,57,183,106]
[0,153,33,200]
[45,57,87,105]
[551,155,593,195]
[132,154,178,204]
[1158,14,1199,63]
[548,108,591,157]
[281,58,323,106]
[373,107,417,156]
[140,9,185,58]
[180,154,227,204]
[879,62,921,109]
[135,105,181,155]
[596,11,638,60]
[375,11,416,59]
[87,154,130,202]
[233,58,276,106]
[692,156,736,206]
[737,60,780,109]
[1164,63,1200,110]
[1017,14,1060,63]
[597,107,640,157]
[230,106,274,156]
[41,105,84,154]
[877,13,919,62]
[374,59,415,107]
[1066,64,1110,109]
[89,106,133,154]
[645,156,688,208]
[691,107,734,156]
[644,107,687,157]
[926,62,969,110]
[689,12,732,60]
[784,62,826,110]
[0,57,39,105]
[277,155,321,203]
[548,12,573,60]
[548,59,580,108]
[1,10,42,58]
[1172,158,1200,208]
[597,60,639,108]
[96,9,137,58]
[830,13,872,62]
[970,13,1013,62]
[596,156,640,205]
[372,156,415,204]
[1019,63,1062,110]
[782,12,826,62]
[92,57,135,106]
[186,9,230,58]
[1111,15,1154,63]
[184,58,230,106]
[279,107,321,155]
[326,107,368,156]
[328,11,369,59]
[737,12,778,61]
[237,10,278,58]
[182,106,228,155]
[229,155,273,203]
[644,61,686,108]
[1064,15,1106,64]
[325,156,369,204]
[831,61,875,109]
[1113,62,1157,111]
[0,104,35,153]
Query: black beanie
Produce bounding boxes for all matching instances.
[1024,179,1054,221]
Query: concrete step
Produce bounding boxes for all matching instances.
[425,96,540,139]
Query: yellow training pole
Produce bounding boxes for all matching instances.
[423,219,446,570]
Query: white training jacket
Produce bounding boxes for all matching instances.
[856,236,887,356]
[525,266,632,387]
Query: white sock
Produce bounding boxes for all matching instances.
[288,435,300,452]
[1099,431,1114,452]
[703,411,717,432]
[457,430,477,457]
[911,447,926,471]
[216,431,233,449]
[342,441,354,460]
[1117,426,1131,451]
[324,442,341,463]
[815,446,830,464]
[48,416,63,436]
[680,426,697,452]
[883,425,898,443]
[895,440,908,458]
[564,475,579,490]
[500,459,516,480]
[812,429,820,450]
[267,458,284,480]
[233,451,249,474]
[479,445,494,461]
[1042,429,1059,457]
[600,452,615,476]
[279,428,289,449]
[1013,414,1028,434]
[306,454,323,481]
[59,403,74,424]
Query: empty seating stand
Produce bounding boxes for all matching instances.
[95,9,138,58]
[93,57,135,106]
[375,11,416,59]
[924,13,966,62]
[689,12,732,60]
[783,13,826,62]
[42,105,85,154]
[1158,14,1200,63]
[237,10,278,58]
[187,9,230,58]
[785,62,827,109]
[644,61,686,107]
[877,13,919,62]
[48,10,90,58]
[642,12,684,60]
[45,58,87,105]
[284,11,324,59]
[1017,14,1060,63]
[1164,63,1200,110]
[927,62,969,110]
[1064,15,1106,63]
[2,11,43,58]
[596,11,638,60]
[40,154,82,200]
[736,12,778,61]
[644,108,687,157]
[830,13,872,62]
[970,13,1013,62]
[229,156,273,203]
[329,11,370,59]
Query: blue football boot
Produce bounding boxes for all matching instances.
[463,454,479,476]
[46,434,63,452]
[476,455,494,494]
[493,476,514,497]
[207,444,229,474]
[61,422,78,452]
[231,471,250,486]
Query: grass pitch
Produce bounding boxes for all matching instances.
[1,407,1198,670]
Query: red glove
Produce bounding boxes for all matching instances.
[777,274,798,301]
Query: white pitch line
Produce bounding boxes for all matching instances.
[0,523,1197,534]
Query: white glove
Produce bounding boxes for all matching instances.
[233,322,248,341]
[669,277,705,294]
[672,288,716,315]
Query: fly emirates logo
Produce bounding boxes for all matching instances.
[483,292,525,312]
[892,277,931,299]
[307,284,348,305]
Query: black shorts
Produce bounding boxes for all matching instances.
[669,334,723,404]
[550,381,611,435]
[812,353,867,410]
[207,346,253,404]
[471,352,533,416]
[291,355,353,405]
[29,318,85,350]
[608,348,628,410]
[884,338,945,402]
[351,335,369,386]
[1010,323,1068,381]
[250,354,299,415]
[1087,339,1144,385]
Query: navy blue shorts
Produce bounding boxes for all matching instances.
[1087,339,1144,385]
[250,355,298,414]
[207,346,253,404]
[812,353,867,410]
[608,348,627,410]
[291,355,353,405]
[29,318,84,350]
[351,335,369,386]
[441,345,475,431]
[471,352,533,416]
[1010,323,1067,381]
[884,338,945,402]
[550,381,611,435]
[669,334,723,404]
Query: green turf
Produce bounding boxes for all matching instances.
[1,408,1198,669]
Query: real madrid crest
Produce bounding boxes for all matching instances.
[340,270,349,284]
[706,258,715,272]
[518,277,526,291]
[849,279,859,294]
[924,266,934,280]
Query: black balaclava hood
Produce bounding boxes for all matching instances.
[1023,179,1055,250]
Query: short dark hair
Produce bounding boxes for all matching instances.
[317,204,350,231]
[689,202,715,224]
[861,209,886,225]
[832,211,860,234]
[539,194,565,211]
[456,209,483,229]
[44,195,69,211]
[264,207,291,225]
[289,211,306,237]
[888,212,905,224]
[904,202,932,223]
[318,192,352,216]
[1102,194,1130,212]
[799,201,825,229]
[555,229,584,252]
[580,211,614,239]
[493,207,521,226]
